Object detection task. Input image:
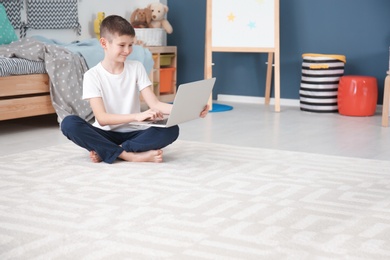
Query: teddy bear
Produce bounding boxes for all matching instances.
[130,8,152,28]
[147,2,173,34]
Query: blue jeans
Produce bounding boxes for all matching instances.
[61,115,179,164]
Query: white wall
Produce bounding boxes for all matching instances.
[16,0,167,42]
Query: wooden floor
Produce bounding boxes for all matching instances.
[0,101,389,161]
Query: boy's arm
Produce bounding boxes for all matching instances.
[141,86,173,114]
[89,97,162,126]
[141,86,210,118]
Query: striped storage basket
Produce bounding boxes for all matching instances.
[300,53,346,113]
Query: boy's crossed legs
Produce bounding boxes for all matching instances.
[61,115,179,164]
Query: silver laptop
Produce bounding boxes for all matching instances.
[131,78,216,128]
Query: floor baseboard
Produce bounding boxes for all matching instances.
[217,94,300,107]
[217,94,384,112]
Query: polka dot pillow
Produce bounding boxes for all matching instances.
[0,3,18,45]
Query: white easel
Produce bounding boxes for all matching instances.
[204,0,280,112]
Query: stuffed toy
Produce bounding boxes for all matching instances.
[147,2,173,34]
[130,8,152,28]
[94,12,105,38]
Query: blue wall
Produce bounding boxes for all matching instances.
[167,0,390,104]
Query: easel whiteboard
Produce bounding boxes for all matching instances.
[205,0,280,111]
[212,0,275,49]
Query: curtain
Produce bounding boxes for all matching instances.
[25,0,81,35]
[0,0,23,29]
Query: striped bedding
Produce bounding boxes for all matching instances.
[0,57,46,76]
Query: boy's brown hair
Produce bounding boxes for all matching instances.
[100,15,135,41]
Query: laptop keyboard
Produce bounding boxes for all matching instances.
[149,118,168,125]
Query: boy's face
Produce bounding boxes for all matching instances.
[101,33,134,62]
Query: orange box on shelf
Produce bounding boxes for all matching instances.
[159,67,175,93]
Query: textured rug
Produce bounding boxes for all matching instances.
[1,140,390,259]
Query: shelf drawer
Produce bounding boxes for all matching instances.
[160,68,176,93]
[160,54,175,67]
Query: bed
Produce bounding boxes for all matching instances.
[0,36,153,122]
[0,38,94,123]
[0,73,54,121]
[0,55,53,120]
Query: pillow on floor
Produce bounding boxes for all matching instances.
[0,3,18,45]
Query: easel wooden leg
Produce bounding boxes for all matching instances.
[204,51,213,111]
[274,49,281,112]
[382,75,390,127]
[204,0,213,111]
[265,52,274,105]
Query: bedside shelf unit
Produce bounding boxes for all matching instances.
[148,46,177,103]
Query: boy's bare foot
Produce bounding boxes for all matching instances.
[118,150,163,163]
[89,151,102,163]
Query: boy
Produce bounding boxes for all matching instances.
[61,15,209,163]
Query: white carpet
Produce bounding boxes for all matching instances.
[1,140,390,259]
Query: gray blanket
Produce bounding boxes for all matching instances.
[0,37,93,123]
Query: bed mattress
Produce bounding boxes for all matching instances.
[0,57,46,77]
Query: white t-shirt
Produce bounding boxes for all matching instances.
[83,60,152,132]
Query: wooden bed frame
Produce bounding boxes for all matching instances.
[0,74,55,121]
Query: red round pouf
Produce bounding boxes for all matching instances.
[337,76,378,116]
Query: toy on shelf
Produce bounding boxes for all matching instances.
[94,12,105,39]
[147,2,173,34]
[130,8,152,28]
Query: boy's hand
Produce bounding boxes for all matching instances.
[137,109,163,121]
[200,105,210,118]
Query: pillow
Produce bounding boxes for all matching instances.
[0,3,18,45]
